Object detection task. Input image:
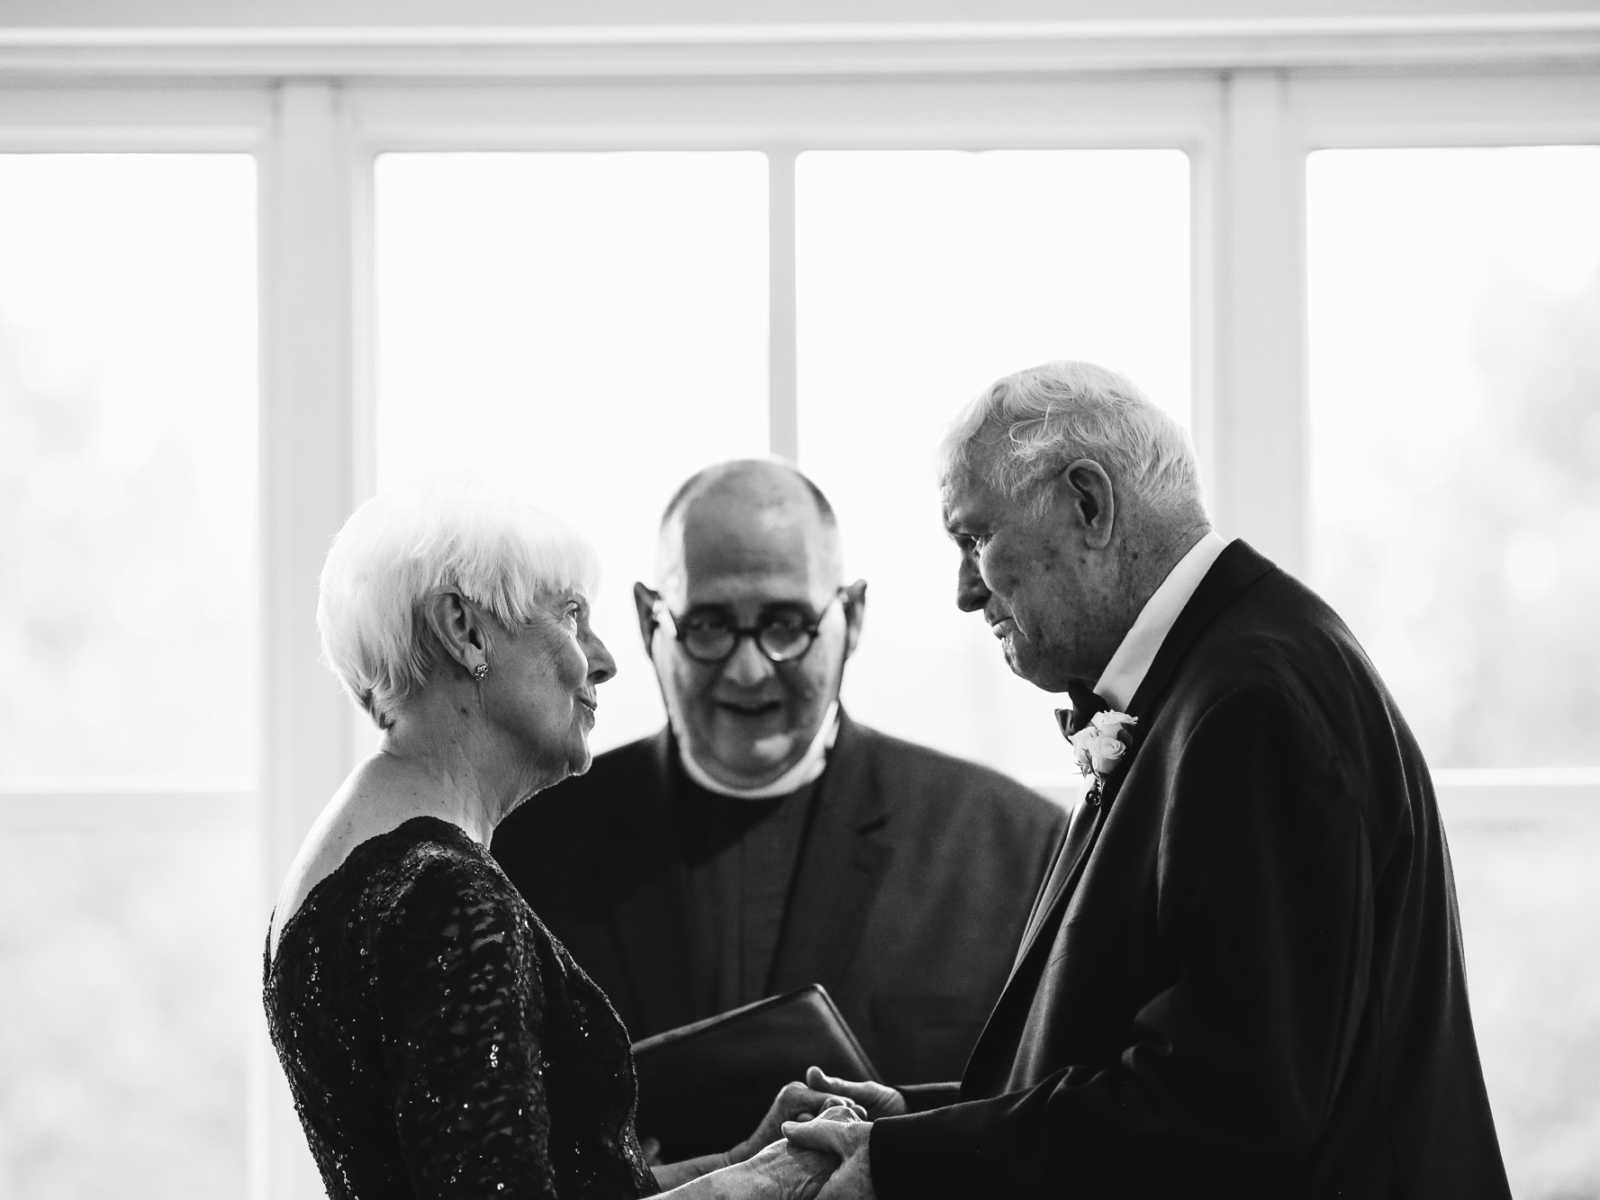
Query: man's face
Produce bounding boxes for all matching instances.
[643,493,862,790]
[941,450,1106,692]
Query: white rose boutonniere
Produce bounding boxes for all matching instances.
[1087,710,1138,739]
[1068,710,1139,795]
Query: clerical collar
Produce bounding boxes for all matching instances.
[677,702,842,799]
[1094,531,1228,711]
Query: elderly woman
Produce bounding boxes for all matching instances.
[263,485,853,1199]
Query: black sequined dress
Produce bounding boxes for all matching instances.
[263,815,660,1199]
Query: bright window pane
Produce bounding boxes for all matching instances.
[375,153,769,751]
[1448,797,1600,1200]
[797,150,1191,785]
[0,823,257,1196]
[1310,147,1600,1200]
[0,154,259,781]
[1308,147,1600,768]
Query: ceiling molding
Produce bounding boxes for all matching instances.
[2,16,1599,79]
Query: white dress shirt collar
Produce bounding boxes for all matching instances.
[1093,531,1228,712]
[677,701,841,799]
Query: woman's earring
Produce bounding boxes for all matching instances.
[471,662,489,681]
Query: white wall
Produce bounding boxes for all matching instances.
[2,0,1592,27]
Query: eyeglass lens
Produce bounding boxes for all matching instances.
[674,594,842,665]
[679,616,811,664]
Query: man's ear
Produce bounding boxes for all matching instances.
[422,590,488,677]
[1048,459,1116,550]
[633,581,661,657]
[840,579,868,659]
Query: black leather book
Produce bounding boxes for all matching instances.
[630,983,880,1161]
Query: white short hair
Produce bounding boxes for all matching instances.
[939,360,1205,518]
[316,483,600,729]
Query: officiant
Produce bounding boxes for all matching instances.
[492,459,1064,1099]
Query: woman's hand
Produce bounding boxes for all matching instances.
[652,1085,864,1192]
[729,1136,839,1200]
[731,1106,862,1200]
[725,1079,868,1165]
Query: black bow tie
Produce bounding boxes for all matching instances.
[1056,680,1112,739]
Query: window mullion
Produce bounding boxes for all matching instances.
[768,148,799,461]
[1211,70,1309,574]
[257,79,363,1200]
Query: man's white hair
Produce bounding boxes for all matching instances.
[317,482,600,730]
[939,360,1205,518]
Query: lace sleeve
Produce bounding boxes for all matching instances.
[376,859,560,1199]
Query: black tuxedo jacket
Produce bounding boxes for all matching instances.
[491,711,1066,1085]
[870,541,1511,1199]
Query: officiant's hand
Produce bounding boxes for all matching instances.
[801,1067,906,1119]
[727,1081,868,1165]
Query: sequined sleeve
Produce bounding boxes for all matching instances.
[376,857,564,1198]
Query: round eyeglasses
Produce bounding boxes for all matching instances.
[650,589,848,666]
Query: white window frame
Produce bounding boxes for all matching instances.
[2,19,1598,1199]
[1235,67,1600,832]
[0,80,354,1200]
[345,72,1225,458]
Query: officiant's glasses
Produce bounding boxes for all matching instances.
[647,588,848,666]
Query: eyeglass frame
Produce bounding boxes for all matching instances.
[641,585,852,666]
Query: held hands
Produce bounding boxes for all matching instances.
[726,1079,870,1166]
[736,1107,859,1200]
[716,1067,894,1199]
[768,1067,895,1200]
[782,1104,875,1200]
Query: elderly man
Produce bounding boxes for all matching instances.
[786,362,1510,1199]
[491,460,1065,1119]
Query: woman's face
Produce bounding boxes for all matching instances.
[490,590,616,785]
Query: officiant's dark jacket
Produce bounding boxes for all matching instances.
[491,711,1066,1085]
[870,540,1511,1199]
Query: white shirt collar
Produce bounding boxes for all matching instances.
[677,701,842,800]
[1093,531,1228,711]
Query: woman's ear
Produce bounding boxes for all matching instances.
[422,590,489,677]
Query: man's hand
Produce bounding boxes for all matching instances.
[802,1067,906,1120]
[782,1112,875,1200]
[727,1079,869,1164]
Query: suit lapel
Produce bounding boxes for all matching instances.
[608,729,697,1035]
[766,713,892,996]
[998,540,1275,991]
[963,798,1105,1095]
[1004,796,1106,989]
[965,540,1280,1092]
